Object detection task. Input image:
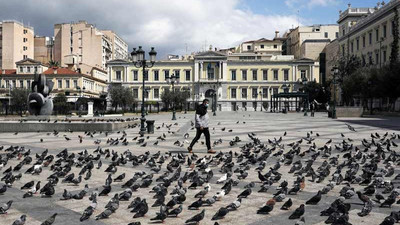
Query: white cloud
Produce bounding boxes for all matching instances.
[285,0,338,9]
[1,0,302,58]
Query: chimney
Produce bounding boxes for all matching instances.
[348,3,351,8]
[275,31,280,38]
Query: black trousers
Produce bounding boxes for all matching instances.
[189,128,211,150]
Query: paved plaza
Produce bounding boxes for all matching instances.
[1,111,400,225]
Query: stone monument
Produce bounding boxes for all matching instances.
[28,73,54,115]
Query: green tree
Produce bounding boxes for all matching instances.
[302,81,330,104]
[48,60,59,67]
[53,93,70,115]
[109,84,136,112]
[161,88,189,111]
[337,55,362,84]
[10,88,29,115]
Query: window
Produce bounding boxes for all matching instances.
[73,80,78,88]
[252,70,257,80]
[362,36,366,47]
[383,25,387,38]
[133,70,138,81]
[207,67,214,80]
[262,88,268,98]
[23,55,27,59]
[241,88,247,99]
[356,39,359,50]
[19,80,23,88]
[369,32,372,45]
[342,45,345,56]
[273,88,278,95]
[58,80,62,88]
[174,70,180,80]
[301,70,306,79]
[23,29,27,34]
[376,53,379,65]
[262,70,268,80]
[369,55,373,65]
[154,88,159,99]
[231,70,236,81]
[231,88,237,98]
[23,46,27,51]
[383,50,387,63]
[273,70,278,80]
[392,20,396,35]
[5,80,9,88]
[164,70,169,80]
[335,32,339,38]
[185,70,190,81]
[23,38,27,42]
[247,45,251,50]
[133,88,139,98]
[284,70,289,81]
[116,71,121,81]
[153,70,159,81]
[66,80,70,88]
[241,70,247,80]
[351,42,354,53]
[27,67,30,73]
[144,89,149,98]
[27,80,31,89]
[260,44,264,49]
[376,29,379,42]
[12,80,16,89]
[342,29,345,36]
[34,66,37,73]
[273,45,278,49]
[19,67,23,73]
[252,88,257,98]
[144,70,149,81]
[324,32,328,38]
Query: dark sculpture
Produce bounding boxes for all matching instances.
[28,73,54,115]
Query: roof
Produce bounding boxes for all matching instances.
[194,51,227,58]
[0,69,16,75]
[43,67,78,75]
[243,38,276,44]
[15,58,42,65]
[303,39,331,43]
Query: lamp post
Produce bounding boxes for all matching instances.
[331,66,339,119]
[259,91,263,111]
[166,71,179,120]
[130,46,157,136]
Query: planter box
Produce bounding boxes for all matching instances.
[336,106,363,117]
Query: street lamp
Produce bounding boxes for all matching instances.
[166,71,179,120]
[259,91,263,111]
[131,46,157,136]
[331,66,339,119]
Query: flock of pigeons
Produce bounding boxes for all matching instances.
[0,116,400,225]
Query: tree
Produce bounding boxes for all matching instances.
[161,88,189,111]
[10,88,29,115]
[53,93,70,115]
[48,60,59,67]
[337,55,362,84]
[302,81,330,104]
[109,84,136,112]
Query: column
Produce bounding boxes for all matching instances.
[124,66,128,82]
[218,61,222,80]
[222,61,228,81]
[194,61,199,82]
[292,65,295,82]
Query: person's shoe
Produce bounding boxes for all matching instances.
[207,149,216,154]
[187,147,193,153]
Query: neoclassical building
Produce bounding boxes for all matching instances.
[107,47,320,112]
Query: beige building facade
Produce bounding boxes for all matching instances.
[286,24,339,60]
[337,1,400,67]
[107,48,319,112]
[0,20,34,70]
[54,21,127,80]
[34,36,54,65]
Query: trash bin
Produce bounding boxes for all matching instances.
[282,108,287,114]
[146,120,155,134]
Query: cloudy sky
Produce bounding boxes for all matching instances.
[1,0,381,59]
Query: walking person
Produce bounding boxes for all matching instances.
[188,99,216,154]
[310,101,315,117]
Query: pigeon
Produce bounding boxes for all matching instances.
[95,209,113,220]
[150,205,168,222]
[185,209,205,224]
[80,206,95,221]
[12,214,26,225]
[212,207,229,220]
[226,198,241,211]
[281,198,293,210]
[306,190,322,205]
[0,200,12,214]
[41,213,57,225]
[289,204,305,220]
[167,204,183,217]
[257,199,276,214]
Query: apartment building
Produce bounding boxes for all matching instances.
[54,21,127,80]
[34,36,54,65]
[0,20,34,70]
[286,24,339,60]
